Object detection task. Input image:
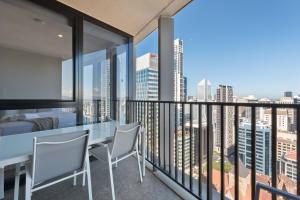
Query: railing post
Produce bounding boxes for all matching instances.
[175,103,178,180]
[220,105,225,200]
[189,104,193,192]
[207,104,213,200]
[182,103,186,186]
[271,107,277,200]
[297,108,300,195]
[251,106,256,200]
[234,105,239,200]
[198,104,202,198]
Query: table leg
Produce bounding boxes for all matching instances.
[0,167,4,199]
[141,129,146,176]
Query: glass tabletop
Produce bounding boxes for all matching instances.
[0,121,117,166]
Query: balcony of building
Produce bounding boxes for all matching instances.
[1,0,300,200]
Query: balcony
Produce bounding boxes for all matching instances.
[1,0,300,200]
[4,157,181,200]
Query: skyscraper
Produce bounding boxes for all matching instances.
[215,85,234,156]
[184,76,187,101]
[136,53,158,100]
[99,59,111,120]
[239,121,272,176]
[174,39,185,101]
[284,91,293,98]
[174,39,186,128]
[197,79,212,102]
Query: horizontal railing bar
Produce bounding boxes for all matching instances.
[128,100,300,108]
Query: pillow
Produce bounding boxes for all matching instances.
[24,113,40,119]
[0,114,25,122]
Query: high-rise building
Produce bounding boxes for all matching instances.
[237,95,258,121]
[174,39,185,102]
[184,76,187,101]
[136,53,158,100]
[99,59,111,120]
[184,121,208,166]
[239,121,272,176]
[215,85,234,156]
[176,131,191,170]
[264,109,289,132]
[277,96,297,132]
[174,39,186,128]
[197,79,212,102]
[196,79,212,125]
[280,151,297,182]
[277,131,296,160]
[136,53,158,160]
[284,91,293,98]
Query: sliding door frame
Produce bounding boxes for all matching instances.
[0,0,134,125]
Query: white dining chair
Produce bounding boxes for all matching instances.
[90,122,143,200]
[18,130,93,200]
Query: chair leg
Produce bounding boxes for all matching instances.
[107,148,115,200]
[14,164,21,200]
[136,150,143,183]
[73,171,77,186]
[25,164,32,200]
[114,157,118,168]
[82,166,86,186]
[86,156,93,200]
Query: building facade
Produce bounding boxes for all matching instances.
[174,39,186,102]
[197,79,212,102]
[280,151,297,182]
[238,122,272,176]
[136,53,159,100]
[215,85,234,156]
[277,131,296,160]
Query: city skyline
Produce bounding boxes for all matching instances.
[136,0,300,99]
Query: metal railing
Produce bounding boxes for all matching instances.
[126,100,300,200]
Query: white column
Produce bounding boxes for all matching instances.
[158,16,175,173]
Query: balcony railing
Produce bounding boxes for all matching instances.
[125,100,300,200]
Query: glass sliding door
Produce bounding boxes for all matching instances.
[0,0,74,101]
[0,0,77,137]
[116,44,129,123]
[82,21,128,124]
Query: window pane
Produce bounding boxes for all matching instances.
[83,21,128,124]
[0,0,73,100]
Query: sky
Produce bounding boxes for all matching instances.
[136,0,300,99]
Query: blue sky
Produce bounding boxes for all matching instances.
[136,0,300,99]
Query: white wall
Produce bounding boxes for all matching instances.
[0,46,62,99]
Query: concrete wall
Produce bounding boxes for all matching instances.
[0,46,62,99]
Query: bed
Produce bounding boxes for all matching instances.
[0,111,76,136]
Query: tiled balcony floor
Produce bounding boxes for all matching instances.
[4,156,182,200]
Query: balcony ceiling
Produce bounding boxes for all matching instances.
[58,0,192,43]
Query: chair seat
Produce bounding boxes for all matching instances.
[90,144,112,162]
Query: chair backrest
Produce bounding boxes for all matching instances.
[32,130,89,187]
[254,183,300,200]
[110,122,140,159]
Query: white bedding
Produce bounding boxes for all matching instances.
[0,112,76,136]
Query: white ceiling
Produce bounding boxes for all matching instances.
[0,0,192,60]
[58,0,192,43]
[0,0,73,59]
[0,0,128,60]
